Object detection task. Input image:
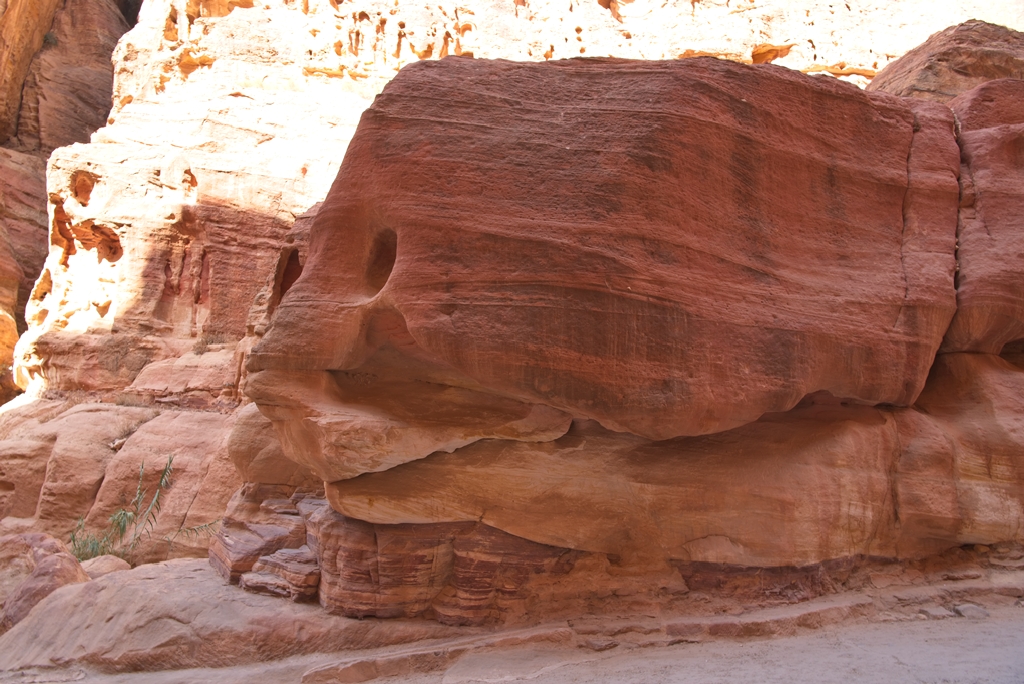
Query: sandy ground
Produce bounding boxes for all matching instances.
[32,602,1022,684]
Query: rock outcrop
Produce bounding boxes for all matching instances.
[3,0,1024,647]
[941,78,1024,353]
[249,57,960,450]
[868,21,1024,102]
[0,532,89,634]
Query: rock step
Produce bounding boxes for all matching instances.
[239,545,319,602]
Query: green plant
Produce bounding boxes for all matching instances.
[69,457,219,565]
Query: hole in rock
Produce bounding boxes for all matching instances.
[1000,339,1024,369]
[71,171,97,206]
[365,229,397,295]
[280,249,303,297]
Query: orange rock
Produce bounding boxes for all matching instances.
[208,483,310,582]
[326,408,903,567]
[868,21,1024,103]
[912,352,1024,545]
[0,0,62,143]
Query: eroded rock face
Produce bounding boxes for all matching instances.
[0,532,88,634]
[0,558,458,673]
[249,56,960,462]
[941,79,1024,353]
[868,21,1024,102]
[12,0,128,155]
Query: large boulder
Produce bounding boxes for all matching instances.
[248,57,960,477]
[868,21,1024,102]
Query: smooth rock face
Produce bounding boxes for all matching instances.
[0,559,460,673]
[868,21,1024,102]
[941,79,1024,353]
[0,532,88,634]
[327,410,901,567]
[250,56,960,451]
[912,353,1024,545]
[0,403,158,538]
[80,554,130,579]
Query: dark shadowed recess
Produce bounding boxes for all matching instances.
[116,0,142,26]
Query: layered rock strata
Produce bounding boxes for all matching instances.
[237,50,1024,622]
[1,2,1024,633]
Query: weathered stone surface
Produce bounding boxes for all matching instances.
[327,409,902,567]
[307,502,687,626]
[0,559,462,673]
[226,403,320,487]
[248,369,574,482]
[941,79,1024,353]
[128,347,243,408]
[0,148,48,320]
[80,554,130,579]
[12,0,128,154]
[208,483,309,582]
[249,57,959,456]
[868,21,1024,102]
[0,403,158,539]
[912,353,1024,545]
[0,532,88,634]
[0,0,62,144]
[239,544,319,602]
[83,410,241,563]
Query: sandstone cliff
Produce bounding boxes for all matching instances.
[2,0,1024,646]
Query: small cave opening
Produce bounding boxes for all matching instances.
[280,249,303,297]
[1000,338,1024,369]
[365,228,397,295]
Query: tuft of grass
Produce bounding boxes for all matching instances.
[69,456,217,565]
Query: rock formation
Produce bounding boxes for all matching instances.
[1,0,1024,663]
[868,20,1024,102]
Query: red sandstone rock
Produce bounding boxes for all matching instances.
[249,57,959,454]
[0,0,62,144]
[0,532,88,634]
[868,21,1024,102]
[13,0,128,154]
[326,409,903,567]
[83,410,241,563]
[0,403,158,539]
[80,554,130,579]
[307,503,587,625]
[208,483,310,582]
[0,559,460,673]
[227,402,329,487]
[912,352,1024,544]
[941,79,1024,353]
[0,148,47,314]
[239,544,319,601]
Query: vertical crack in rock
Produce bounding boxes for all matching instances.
[896,115,916,330]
